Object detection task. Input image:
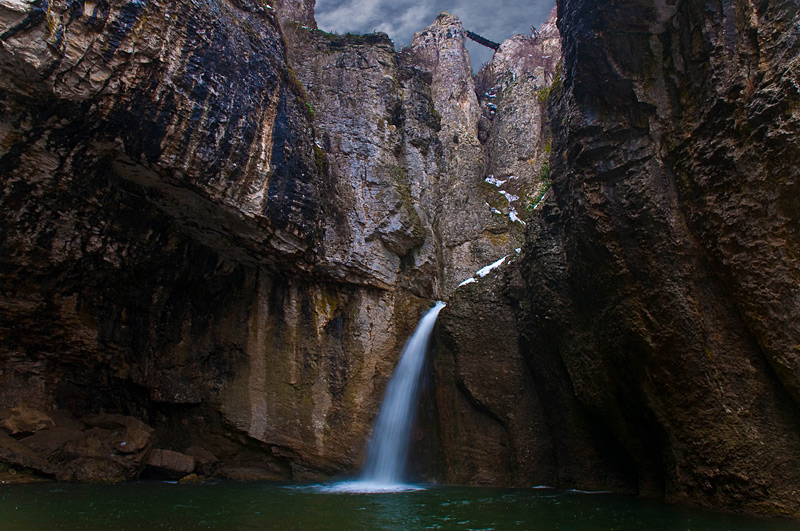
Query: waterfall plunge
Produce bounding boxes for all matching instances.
[329,301,446,493]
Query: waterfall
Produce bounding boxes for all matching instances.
[360,301,446,485]
[327,301,445,493]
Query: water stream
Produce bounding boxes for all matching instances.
[330,301,446,493]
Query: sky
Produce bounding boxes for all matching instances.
[314,0,556,71]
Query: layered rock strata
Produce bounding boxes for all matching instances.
[0,0,554,482]
[0,0,430,481]
[282,10,556,295]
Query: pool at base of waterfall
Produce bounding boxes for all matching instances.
[3,482,798,530]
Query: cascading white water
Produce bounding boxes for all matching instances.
[360,301,446,486]
[326,301,445,493]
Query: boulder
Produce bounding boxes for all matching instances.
[20,427,84,460]
[145,449,196,479]
[0,407,55,436]
[0,430,54,476]
[84,414,153,454]
[178,473,205,484]
[184,446,219,475]
[64,457,126,483]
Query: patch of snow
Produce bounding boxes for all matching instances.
[490,207,502,215]
[499,191,519,203]
[530,189,550,211]
[484,175,507,187]
[476,255,508,277]
[457,256,510,288]
[515,248,521,254]
[509,208,526,225]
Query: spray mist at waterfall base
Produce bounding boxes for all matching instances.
[324,302,446,494]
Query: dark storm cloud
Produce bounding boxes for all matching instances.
[314,0,556,70]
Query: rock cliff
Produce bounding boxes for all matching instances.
[0,0,552,483]
[436,0,800,518]
[0,0,426,481]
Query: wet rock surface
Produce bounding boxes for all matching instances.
[0,0,423,481]
[144,448,196,479]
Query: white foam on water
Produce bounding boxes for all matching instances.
[316,480,426,494]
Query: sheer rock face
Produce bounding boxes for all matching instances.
[273,0,316,29]
[0,0,429,480]
[436,0,800,518]
[0,0,552,481]
[407,12,534,293]
[10,0,798,518]
[282,11,554,296]
[281,28,436,294]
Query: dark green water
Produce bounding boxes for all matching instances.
[2,482,799,530]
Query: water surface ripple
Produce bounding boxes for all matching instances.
[3,482,799,530]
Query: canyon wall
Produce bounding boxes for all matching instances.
[0,0,551,482]
[3,0,799,519]
[436,0,800,518]
[0,0,427,481]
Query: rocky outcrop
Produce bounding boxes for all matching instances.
[144,448,195,479]
[436,0,800,518]
[281,10,553,295]
[0,409,154,482]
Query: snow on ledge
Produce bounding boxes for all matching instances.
[484,175,507,187]
[476,255,509,277]
[457,255,510,288]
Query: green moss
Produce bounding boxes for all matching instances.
[313,144,328,174]
[285,67,308,101]
[485,231,511,247]
[283,67,316,120]
[526,162,552,213]
[536,86,551,104]
[536,64,563,105]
